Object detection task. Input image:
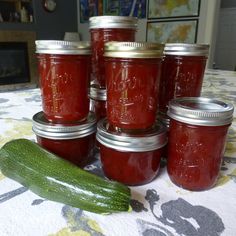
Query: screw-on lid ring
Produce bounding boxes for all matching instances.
[167,97,234,126]
[35,40,91,55]
[96,118,167,152]
[32,111,96,140]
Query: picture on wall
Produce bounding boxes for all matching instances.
[103,0,120,15]
[146,20,198,44]
[119,0,146,18]
[80,0,103,23]
[148,0,200,19]
[103,0,146,18]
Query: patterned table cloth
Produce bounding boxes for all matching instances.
[0,69,236,236]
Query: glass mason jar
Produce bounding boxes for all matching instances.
[89,85,107,120]
[35,40,91,123]
[167,97,234,191]
[32,111,97,167]
[89,16,137,88]
[96,118,167,186]
[158,43,209,115]
[104,41,164,130]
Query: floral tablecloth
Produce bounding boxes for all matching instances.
[0,69,236,236]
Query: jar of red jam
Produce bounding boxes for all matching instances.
[89,85,107,120]
[104,41,164,130]
[89,16,137,88]
[35,40,91,123]
[96,119,167,186]
[167,97,234,191]
[158,43,209,115]
[32,111,96,167]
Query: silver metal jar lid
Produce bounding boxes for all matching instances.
[89,16,138,29]
[164,43,209,56]
[32,111,97,140]
[104,41,164,58]
[96,118,167,152]
[157,112,170,129]
[89,85,107,101]
[35,40,91,55]
[167,97,234,126]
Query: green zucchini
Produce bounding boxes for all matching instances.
[0,139,131,214]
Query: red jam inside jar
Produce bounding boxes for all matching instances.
[32,111,97,167]
[167,97,234,191]
[104,41,164,130]
[89,85,107,120]
[96,119,167,186]
[89,16,137,88]
[36,40,91,123]
[158,43,209,115]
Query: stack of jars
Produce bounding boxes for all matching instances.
[88,16,138,120]
[90,19,234,191]
[31,17,234,192]
[157,43,234,191]
[32,40,97,167]
[157,43,211,160]
[88,16,168,186]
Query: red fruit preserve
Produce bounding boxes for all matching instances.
[89,16,137,88]
[32,111,97,167]
[104,41,164,130]
[158,43,209,115]
[96,119,167,186]
[89,85,107,120]
[36,40,91,123]
[167,97,234,191]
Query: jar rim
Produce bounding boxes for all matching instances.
[167,97,234,126]
[89,85,107,101]
[157,112,170,128]
[89,16,138,29]
[104,41,164,58]
[164,43,209,56]
[35,40,91,55]
[96,118,167,152]
[32,111,97,140]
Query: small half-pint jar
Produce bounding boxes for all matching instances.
[158,43,209,115]
[36,40,91,123]
[89,85,107,120]
[89,16,137,88]
[96,119,167,186]
[105,41,164,130]
[32,111,97,167]
[167,97,234,191]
